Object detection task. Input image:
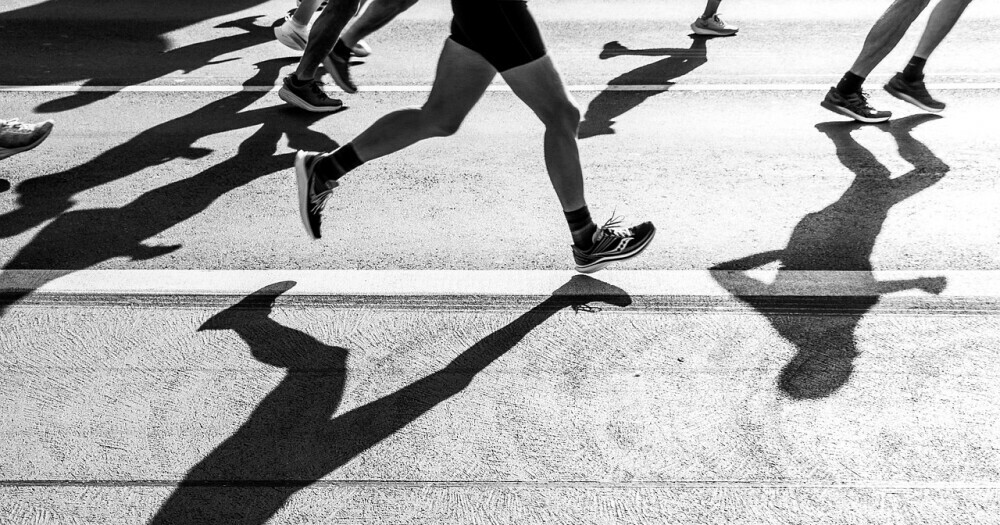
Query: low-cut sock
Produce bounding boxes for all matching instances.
[315,143,363,184]
[903,56,927,82]
[835,71,865,96]
[566,206,597,250]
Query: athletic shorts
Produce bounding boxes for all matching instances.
[449,0,547,72]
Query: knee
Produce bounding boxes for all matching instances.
[421,111,463,137]
[538,99,581,133]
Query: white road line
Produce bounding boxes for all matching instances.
[2,83,1000,93]
[1,269,998,297]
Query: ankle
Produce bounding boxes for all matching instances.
[572,224,597,250]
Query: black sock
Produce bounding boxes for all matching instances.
[333,39,352,60]
[316,143,363,182]
[835,72,865,96]
[289,74,311,87]
[565,206,596,249]
[903,56,927,82]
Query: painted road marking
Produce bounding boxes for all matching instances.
[1,270,998,297]
[2,83,1000,93]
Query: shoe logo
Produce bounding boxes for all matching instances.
[614,238,632,252]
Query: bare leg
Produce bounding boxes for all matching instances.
[701,0,722,19]
[292,0,325,26]
[501,56,586,213]
[913,0,973,59]
[351,39,496,162]
[848,0,930,77]
[341,0,419,48]
[295,0,362,80]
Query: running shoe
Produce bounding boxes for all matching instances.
[884,72,945,113]
[0,118,54,160]
[690,14,738,36]
[323,45,358,93]
[278,74,344,112]
[351,39,372,58]
[274,14,308,51]
[572,216,656,274]
[820,87,891,123]
[294,151,339,239]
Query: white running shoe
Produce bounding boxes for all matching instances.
[0,118,54,160]
[351,39,372,57]
[274,15,308,51]
[690,14,738,36]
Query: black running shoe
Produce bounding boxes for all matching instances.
[572,215,656,274]
[278,75,344,112]
[295,151,338,239]
[820,87,891,123]
[323,45,357,94]
[884,72,945,113]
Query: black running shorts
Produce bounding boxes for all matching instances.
[449,0,547,72]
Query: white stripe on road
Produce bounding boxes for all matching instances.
[3,83,1000,93]
[1,270,999,297]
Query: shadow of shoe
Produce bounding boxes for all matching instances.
[199,281,297,332]
[550,274,632,309]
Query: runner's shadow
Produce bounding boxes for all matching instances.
[0,58,339,318]
[0,0,277,111]
[579,36,713,139]
[710,114,949,399]
[148,275,631,524]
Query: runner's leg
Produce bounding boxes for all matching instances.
[295,0,362,80]
[341,0,420,50]
[349,38,496,162]
[913,0,973,60]
[847,0,930,78]
[501,57,586,214]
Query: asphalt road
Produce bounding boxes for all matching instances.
[2,1,1000,523]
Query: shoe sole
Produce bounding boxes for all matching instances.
[322,55,358,94]
[278,86,344,113]
[575,228,657,274]
[884,84,945,113]
[690,24,738,36]
[351,40,372,57]
[0,124,54,160]
[274,26,306,51]
[294,151,320,240]
[820,99,890,124]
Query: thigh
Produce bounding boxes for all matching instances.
[422,38,498,119]
[501,55,578,122]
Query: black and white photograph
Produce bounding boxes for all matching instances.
[1,0,998,522]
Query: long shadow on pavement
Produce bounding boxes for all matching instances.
[0,0,277,112]
[0,57,338,317]
[578,35,717,139]
[710,114,949,399]
[148,275,631,524]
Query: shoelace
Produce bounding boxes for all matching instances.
[310,183,332,215]
[0,118,33,134]
[596,213,632,239]
[309,81,331,100]
[846,90,877,112]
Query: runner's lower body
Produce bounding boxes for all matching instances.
[821,0,974,123]
[293,0,655,273]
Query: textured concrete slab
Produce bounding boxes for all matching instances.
[1,286,999,522]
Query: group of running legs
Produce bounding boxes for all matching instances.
[2,0,973,272]
[272,0,971,274]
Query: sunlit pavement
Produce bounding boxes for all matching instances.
[2,0,999,523]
